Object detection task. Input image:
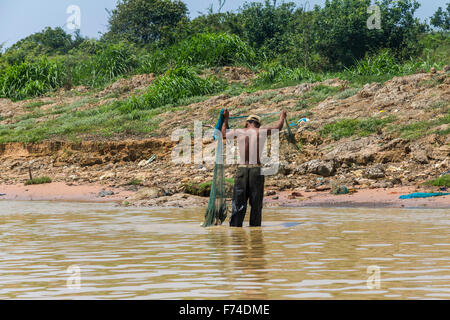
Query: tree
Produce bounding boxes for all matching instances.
[431,4,450,31]
[238,0,296,55]
[2,27,82,65]
[311,0,426,69]
[8,27,74,55]
[104,0,189,45]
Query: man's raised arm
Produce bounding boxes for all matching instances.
[221,109,230,140]
[265,110,287,135]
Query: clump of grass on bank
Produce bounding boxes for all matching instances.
[292,85,341,111]
[23,101,54,109]
[399,112,450,140]
[320,116,395,140]
[303,85,341,104]
[424,175,450,187]
[255,63,324,87]
[25,176,52,186]
[336,87,360,100]
[128,178,143,186]
[184,178,234,197]
[119,66,223,113]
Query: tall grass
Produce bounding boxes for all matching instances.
[173,33,256,67]
[0,43,137,100]
[348,49,445,78]
[70,42,138,88]
[119,66,224,113]
[255,62,324,85]
[137,33,256,74]
[0,57,65,100]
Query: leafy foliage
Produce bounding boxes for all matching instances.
[105,0,189,45]
[3,27,83,65]
[431,3,450,31]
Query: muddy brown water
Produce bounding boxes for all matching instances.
[1,201,449,300]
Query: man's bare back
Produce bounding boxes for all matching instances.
[221,110,287,165]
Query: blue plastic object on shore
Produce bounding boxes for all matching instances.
[399,192,450,199]
[289,118,309,127]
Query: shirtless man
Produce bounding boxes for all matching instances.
[221,109,287,227]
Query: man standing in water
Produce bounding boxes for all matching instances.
[221,109,287,227]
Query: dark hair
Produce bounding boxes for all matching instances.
[246,120,261,128]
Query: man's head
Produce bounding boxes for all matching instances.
[246,114,261,128]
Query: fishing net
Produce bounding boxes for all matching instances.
[202,128,227,227]
[285,118,300,151]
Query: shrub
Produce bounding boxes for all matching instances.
[25,176,52,186]
[424,175,450,187]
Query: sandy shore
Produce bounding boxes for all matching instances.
[0,182,448,208]
[268,186,450,209]
[0,182,134,202]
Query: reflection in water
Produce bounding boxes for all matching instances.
[0,201,450,299]
[230,229,267,300]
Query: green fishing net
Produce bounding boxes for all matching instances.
[202,130,227,227]
[285,118,300,151]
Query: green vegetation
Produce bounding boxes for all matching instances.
[128,178,143,186]
[0,58,65,100]
[23,101,54,109]
[424,175,450,187]
[173,33,256,67]
[399,112,450,140]
[320,116,395,140]
[184,178,234,197]
[120,66,223,113]
[25,176,52,186]
[336,87,361,100]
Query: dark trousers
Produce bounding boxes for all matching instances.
[230,166,265,227]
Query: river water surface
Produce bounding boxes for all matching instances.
[1,201,449,299]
